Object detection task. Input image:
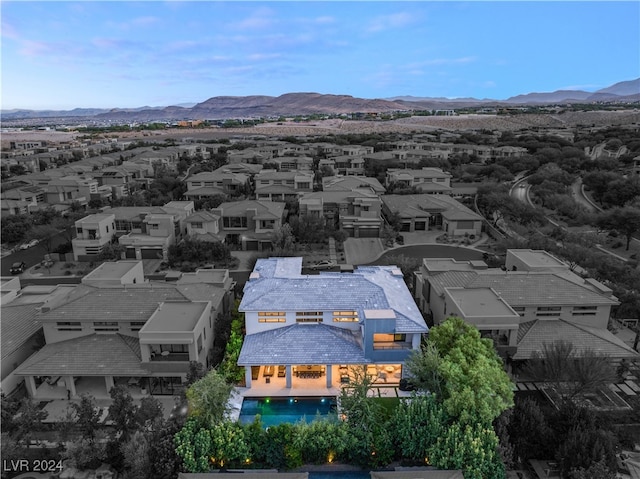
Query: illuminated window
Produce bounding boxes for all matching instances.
[258,312,286,323]
[333,311,359,322]
[296,312,323,323]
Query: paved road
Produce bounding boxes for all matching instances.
[1,231,70,276]
[570,178,601,214]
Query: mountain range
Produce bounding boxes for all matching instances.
[2,79,638,122]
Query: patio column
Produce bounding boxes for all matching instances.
[25,376,37,398]
[285,365,292,389]
[66,376,77,398]
[325,365,332,388]
[105,376,115,394]
[245,367,252,388]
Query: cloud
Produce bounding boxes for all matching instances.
[483,81,497,88]
[408,57,476,68]
[1,21,20,40]
[367,12,415,33]
[233,7,276,31]
[247,53,282,61]
[106,16,161,30]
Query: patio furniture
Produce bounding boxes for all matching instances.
[264,365,274,377]
[161,351,170,357]
[278,365,286,378]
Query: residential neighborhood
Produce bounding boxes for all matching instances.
[2,110,640,479]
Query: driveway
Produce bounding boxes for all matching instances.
[343,238,384,265]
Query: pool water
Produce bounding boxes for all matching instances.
[239,397,338,427]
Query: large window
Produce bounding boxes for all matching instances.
[130,321,146,332]
[572,306,598,316]
[258,312,286,323]
[223,216,248,228]
[536,306,562,317]
[333,311,359,322]
[373,333,409,350]
[296,311,324,323]
[57,322,82,331]
[94,321,119,332]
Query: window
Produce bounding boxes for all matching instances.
[333,311,359,322]
[191,222,203,229]
[149,223,159,230]
[572,306,598,316]
[204,182,214,187]
[223,216,247,228]
[191,181,202,187]
[130,321,146,331]
[197,334,203,353]
[57,321,82,331]
[297,182,310,189]
[76,227,83,235]
[512,306,526,317]
[93,321,119,332]
[536,306,561,317]
[296,311,324,323]
[373,333,409,350]
[258,311,286,323]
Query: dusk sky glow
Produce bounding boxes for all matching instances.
[2,1,639,110]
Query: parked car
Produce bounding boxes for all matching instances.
[309,260,337,271]
[18,239,39,250]
[10,262,26,274]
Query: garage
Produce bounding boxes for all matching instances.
[125,248,136,259]
[357,227,380,238]
[415,221,427,231]
[141,248,163,259]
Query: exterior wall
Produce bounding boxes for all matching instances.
[511,304,611,329]
[72,214,116,260]
[443,218,482,237]
[244,311,361,335]
[1,332,43,395]
[187,220,220,236]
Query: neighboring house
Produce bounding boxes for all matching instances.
[185,211,223,242]
[254,170,314,202]
[14,263,235,399]
[43,185,88,210]
[414,249,637,364]
[118,213,177,261]
[1,277,77,396]
[212,200,287,251]
[381,194,483,237]
[327,154,365,176]
[272,156,313,172]
[0,199,30,216]
[184,171,250,200]
[0,185,45,212]
[237,257,428,391]
[322,175,386,195]
[300,190,383,238]
[72,213,116,260]
[94,167,133,198]
[386,167,453,194]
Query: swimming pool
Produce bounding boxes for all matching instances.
[239,396,338,427]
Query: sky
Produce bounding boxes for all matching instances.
[1,1,639,110]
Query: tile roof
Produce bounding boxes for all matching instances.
[14,333,150,376]
[1,303,44,360]
[514,319,639,360]
[39,285,187,323]
[217,200,286,219]
[241,258,427,333]
[429,270,618,306]
[238,323,366,365]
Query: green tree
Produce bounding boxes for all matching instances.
[121,430,150,479]
[150,418,183,478]
[72,394,101,443]
[429,422,505,479]
[13,397,48,446]
[185,369,233,425]
[293,419,349,465]
[30,224,60,253]
[271,223,296,255]
[65,435,107,470]
[135,396,164,428]
[108,385,138,440]
[557,426,618,478]
[404,341,444,397]
[597,206,640,250]
[1,214,32,244]
[521,340,614,402]
[174,418,213,473]
[209,420,250,467]
[429,317,514,425]
[392,394,448,462]
[507,398,553,464]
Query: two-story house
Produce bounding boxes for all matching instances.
[212,200,287,251]
[95,167,133,198]
[414,249,637,365]
[185,211,222,242]
[386,167,453,194]
[14,262,235,400]
[72,213,117,260]
[184,171,251,200]
[300,190,383,238]
[254,170,314,202]
[237,257,428,393]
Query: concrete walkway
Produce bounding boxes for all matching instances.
[328,237,338,263]
[343,238,384,265]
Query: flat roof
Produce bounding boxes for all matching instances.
[445,287,519,318]
[83,260,141,280]
[142,301,208,332]
[509,249,566,269]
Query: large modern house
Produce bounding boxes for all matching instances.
[13,261,235,399]
[237,257,428,394]
[414,249,638,365]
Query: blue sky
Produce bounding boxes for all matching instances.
[2,1,639,110]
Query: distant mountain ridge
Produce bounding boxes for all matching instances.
[2,78,638,121]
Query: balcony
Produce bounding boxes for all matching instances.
[150,351,190,362]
